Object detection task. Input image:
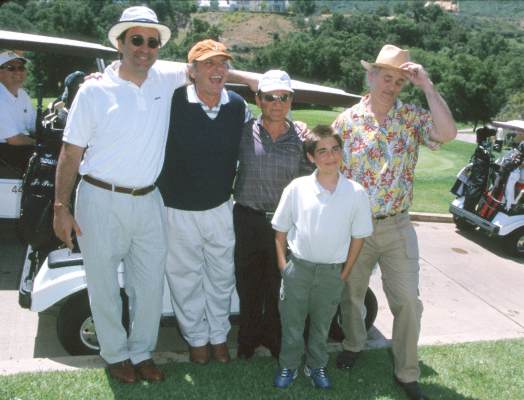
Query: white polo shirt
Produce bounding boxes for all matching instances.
[0,83,36,143]
[63,60,187,187]
[272,171,373,264]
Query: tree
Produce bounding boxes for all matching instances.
[291,0,316,17]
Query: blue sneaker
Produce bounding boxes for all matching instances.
[304,365,332,389]
[274,368,298,388]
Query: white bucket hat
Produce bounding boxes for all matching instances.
[108,6,171,49]
[258,70,294,93]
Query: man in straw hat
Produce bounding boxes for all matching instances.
[0,50,36,171]
[332,44,456,399]
[53,5,256,383]
[157,39,254,366]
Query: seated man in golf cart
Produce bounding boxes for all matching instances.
[0,50,36,173]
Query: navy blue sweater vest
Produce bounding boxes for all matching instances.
[157,86,245,211]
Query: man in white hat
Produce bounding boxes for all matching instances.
[332,44,457,400]
[0,50,36,170]
[53,5,188,384]
[233,70,312,361]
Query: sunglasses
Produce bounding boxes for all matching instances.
[1,64,26,72]
[129,35,161,49]
[260,93,292,102]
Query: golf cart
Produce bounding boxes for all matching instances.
[449,120,524,257]
[4,30,377,356]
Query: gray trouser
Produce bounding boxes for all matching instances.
[76,180,167,364]
[340,212,423,382]
[279,255,344,369]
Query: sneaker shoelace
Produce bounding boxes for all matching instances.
[281,368,294,377]
[314,367,327,379]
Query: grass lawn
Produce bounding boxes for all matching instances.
[412,140,476,213]
[1,338,522,399]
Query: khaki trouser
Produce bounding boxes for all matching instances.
[340,212,423,382]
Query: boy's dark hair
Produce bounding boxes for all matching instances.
[303,124,343,157]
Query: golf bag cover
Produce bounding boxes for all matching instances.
[17,71,84,249]
[478,144,524,220]
[463,145,491,212]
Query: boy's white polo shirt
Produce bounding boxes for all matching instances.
[63,60,187,188]
[272,170,373,264]
[0,83,36,142]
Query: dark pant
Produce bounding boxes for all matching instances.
[233,203,281,350]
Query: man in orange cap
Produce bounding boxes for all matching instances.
[333,44,457,400]
[157,39,252,365]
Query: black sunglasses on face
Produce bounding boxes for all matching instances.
[1,64,26,72]
[130,35,161,49]
[260,93,292,103]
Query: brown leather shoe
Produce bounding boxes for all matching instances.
[107,359,136,384]
[211,342,230,363]
[134,359,165,382]
[189,345,210,365]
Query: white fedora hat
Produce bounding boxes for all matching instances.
[108,6,171,49]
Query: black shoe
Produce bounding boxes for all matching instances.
[336,350,360,369]
[237,344,255,360]
[394,376,429,400]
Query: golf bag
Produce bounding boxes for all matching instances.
[461,127,496,212]
[18,71,85,249]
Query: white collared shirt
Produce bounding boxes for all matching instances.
[0,83,36,142]
[186,84,251,122]
[272,170,373,264]
[63,60,187,187]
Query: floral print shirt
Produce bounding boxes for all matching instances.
[332,95,437,217]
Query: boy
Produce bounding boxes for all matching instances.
[271,125,373,389]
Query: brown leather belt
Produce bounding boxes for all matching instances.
[374,209,407,220]
[83,175,155,196]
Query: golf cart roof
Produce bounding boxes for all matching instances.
[0,30,117,58]
[1,29,361,107]
[492,120,524,133]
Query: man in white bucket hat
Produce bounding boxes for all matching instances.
[53,5,188,384]
[333,44,457,400]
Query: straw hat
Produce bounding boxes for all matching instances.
[361,44,410,72]
[108,6,171,49]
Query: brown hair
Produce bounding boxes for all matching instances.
[303,124,343,157]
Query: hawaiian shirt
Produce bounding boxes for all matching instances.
[332,95,437,217]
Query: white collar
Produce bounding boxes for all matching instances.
[187,84,229,107]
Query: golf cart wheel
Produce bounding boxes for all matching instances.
[56,289,130,356]
[328,287,378,342]
[503,228,524,258]
[453,216,475,231]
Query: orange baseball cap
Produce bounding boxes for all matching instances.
[187,39,232,63]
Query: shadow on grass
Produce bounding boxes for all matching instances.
[99,348,481,400]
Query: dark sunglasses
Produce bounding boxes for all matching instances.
[260,93,292,102]
[130,35,161,49]
[1,64,26,72]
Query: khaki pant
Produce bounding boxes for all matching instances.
[340,212,423,382]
